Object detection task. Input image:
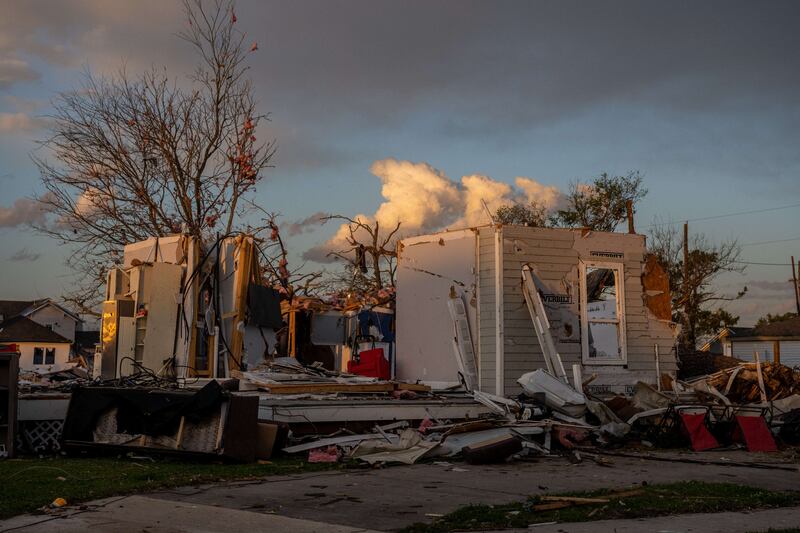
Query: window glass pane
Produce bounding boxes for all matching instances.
[586,267,617,320]
[33,347,44,364]
[587,322,621,359]
[45,348,56,364]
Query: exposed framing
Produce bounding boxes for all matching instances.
[579,260,627,365]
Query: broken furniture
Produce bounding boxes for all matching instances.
[62,382,259,461]
[0,346,20,458]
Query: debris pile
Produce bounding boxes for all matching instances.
[233,357,431,398]
[698,362,800,403]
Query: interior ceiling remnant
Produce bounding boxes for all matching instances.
[641,254,672,321]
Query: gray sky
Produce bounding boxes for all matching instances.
[0,0,799,324]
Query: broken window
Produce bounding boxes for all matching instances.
[45,348,56,364]
[580,263,627,364]
[33,347,44,365]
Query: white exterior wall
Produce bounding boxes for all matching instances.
[27,305,77,342]
[479,226,677,395]
[395,229,479,384]
[16,341,72,372]
[398,225,678,396]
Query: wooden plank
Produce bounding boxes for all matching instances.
[395,382,432,392]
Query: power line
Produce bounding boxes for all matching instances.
[646,202,800,229]
[734,260,793,266]
[740,236,800,247]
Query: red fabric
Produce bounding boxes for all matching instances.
[733,415,778,452]
[679,413,719,451]
[347,348,390,380]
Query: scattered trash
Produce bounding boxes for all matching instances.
[50,498,67,508]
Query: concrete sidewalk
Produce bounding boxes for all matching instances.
[0,495,380,533]
[145,451,800,531]
[2,450,798,532]
[500,506,800,532]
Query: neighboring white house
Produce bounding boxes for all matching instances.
[721,316,800,368]
[0,299,81,342]
[0,315,72,371]
[0,299,80,372]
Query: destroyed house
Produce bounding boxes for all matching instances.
[395,225,678,395]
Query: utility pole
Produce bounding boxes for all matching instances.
[792,255,800,315]
[626,199,635,234]
[683,222,691,346]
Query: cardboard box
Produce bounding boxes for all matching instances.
[255,422,279,460]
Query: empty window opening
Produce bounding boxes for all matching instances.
[581,262,627,364]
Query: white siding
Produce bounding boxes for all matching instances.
[16,341,72,372]
[781,341,800,368]
[478,226,497,393]
[28,305,77,342]
[500,226,677,394]
[731,341,774,361]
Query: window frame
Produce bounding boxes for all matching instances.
[45,347,56,364]
[579,260,628,365]
[33,346,45,365]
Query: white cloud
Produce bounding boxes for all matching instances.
[0,112,45,134]
[370,159,463,233]
[515,177,565,209]
[8,248,41,262]
[0,197,49,228]
[0,57,39,88]
[304,159,564,263]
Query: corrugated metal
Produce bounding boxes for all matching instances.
[779,341,800,368]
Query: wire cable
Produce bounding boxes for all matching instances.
[645,202,800,229]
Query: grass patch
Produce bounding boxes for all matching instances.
[403,481,800,533]
[0,454,340,519]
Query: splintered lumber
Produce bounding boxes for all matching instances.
[261,382,395,394]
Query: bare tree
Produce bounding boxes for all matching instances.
[246,208,326,300]
[648,223,746,347]
[33,0,274,314]
[324,215,401,298]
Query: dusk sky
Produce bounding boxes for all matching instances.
[1,0,798,325]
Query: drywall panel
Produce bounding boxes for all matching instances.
[139,263,184,374]
[396,229,477,383]
[123,235,185,267]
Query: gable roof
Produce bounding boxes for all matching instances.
[0,300,41,320]
[0,315,72,344]
[699,326,755,352]
[0,299,82,323]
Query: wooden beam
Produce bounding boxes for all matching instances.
[229,238,252,373]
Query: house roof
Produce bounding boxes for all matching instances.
[0,315,72,344]
[0,298,82,323]
[699,326,755,351]
[749,316,800,338]
[0,299,44,320]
